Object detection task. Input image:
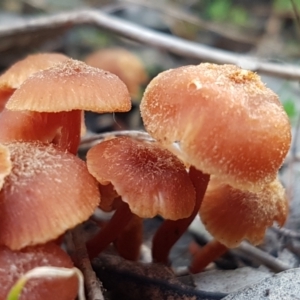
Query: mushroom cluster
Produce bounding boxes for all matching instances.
[0,52,292,297]
[83,62,290,273]
[140,63,291,270]
[0,52,132,298]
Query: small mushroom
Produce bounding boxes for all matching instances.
[0,242,78,300]
[85,47,148,99]
[2,59,131,154]
[140,63,291,263]
[0,141,100,250]
[85,136,196,259]
[190,177,288,273]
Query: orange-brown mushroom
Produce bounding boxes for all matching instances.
[2,58,131,154]
[85,48,148,99]
[86,136,196,259]
[0,141,100,250]
[0,242,78,300]
[0,53,68,112]
[190,177,288,273]
[140,63,291,264]
[141,63,291,191]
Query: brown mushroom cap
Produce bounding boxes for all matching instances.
[200,177,288,247]
[0,141,100,250]
[0,144,11,190]
[86,137,196,220]
[0,53,68,91]
[6,59,132,113]
[140,63,291,191]
[0,53,68,112]
[85,48,148,98]
[0,242,78,300]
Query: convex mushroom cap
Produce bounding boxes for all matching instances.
[0,53,68,92]
[0,141,100,250]
[6,58,131,113]
[140,63,291,191]
[200,177,288,247]
[86,136,195,220]
[0,53,68,111]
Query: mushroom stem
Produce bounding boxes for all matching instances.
[189,239,228,273]
[0,89,13,112]
[114,214,143,261]
[0,109,81,154]
[86,201,134,259]
[152,167,210,264]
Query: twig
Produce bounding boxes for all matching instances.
[79,130,154,154]
[80,130,153,146]
[0,10,299,80]
[285,112,300,200]
[190,219,292,273]
[92,254,227,300]
[65,228,105,300]
[233,242,291,273]
[291,0,300,32]
[123,0,259,44]
[271,226,300,239]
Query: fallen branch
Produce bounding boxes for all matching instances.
[92,254,227,300]
[123,0,259,44]
[190,218,292,273]
[232,242,291,273]
[0,9,299,80]
[271,226,300,239]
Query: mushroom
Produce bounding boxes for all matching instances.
[0,242,78,300]
[85,136,196,260]
[190,177,288,273]
[0,141,100,250]
[140,63,291,263]
[85,47,148,99]
[0,53,68,112]
[2,58,131,154]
